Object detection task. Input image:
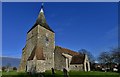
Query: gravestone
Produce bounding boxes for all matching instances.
[63,68,68,77]
[51,68,55,77]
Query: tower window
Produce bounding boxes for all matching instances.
[46,37,49,42]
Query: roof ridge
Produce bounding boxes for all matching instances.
[56,46,77,52]
[55,46,79,56]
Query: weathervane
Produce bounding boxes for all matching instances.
[40,2,44,13]
[41,2,44,8]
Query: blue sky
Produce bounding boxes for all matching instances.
[2,2,118,59]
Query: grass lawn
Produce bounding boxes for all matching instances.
[1,70,120,77]
[1,71,26,75]
[69,71,120,77]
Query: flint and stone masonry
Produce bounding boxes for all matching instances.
[18,4,90,73]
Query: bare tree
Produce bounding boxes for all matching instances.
[13,67,17,71]
[98,51,115,71]
[111,48,120,64]
[110,47,120,72]
[78,49,95,64]
[98,52,113,64]
[97,47,120,72]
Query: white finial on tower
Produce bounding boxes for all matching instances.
[40,3,44,13]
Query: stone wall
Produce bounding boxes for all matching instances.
[18,23,89,72]
[18,26,39,72]
[54,51,84,71]
[36,60,46,72]
[26,25,38,59]
[27,60,46,73]
[18,46,27,72]
[27,60,35,72]
[18,24,55,72]
[54,50,66,70]
[37,25,55,71]
[69,64,83,71]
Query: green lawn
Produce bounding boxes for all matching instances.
[1,71,26,75]
[1,70,120,77]
[69,71,120,77]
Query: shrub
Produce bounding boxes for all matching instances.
[13,67,17,71]
[2,66,6,72]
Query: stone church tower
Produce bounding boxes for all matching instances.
[18,3,91,73]
[18,4,55,72]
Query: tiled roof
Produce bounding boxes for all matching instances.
[70,55,85,64]
[55,46,79,56]
[28,45,45,61]
[55,46,85,64]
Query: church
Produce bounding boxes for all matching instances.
[18,4,90,73]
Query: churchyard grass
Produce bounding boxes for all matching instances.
[1,71,26,75]
[1,71,120,77]
[69,71,120,77]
